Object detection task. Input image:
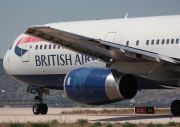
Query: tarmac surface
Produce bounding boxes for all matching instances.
[0,108,179,124]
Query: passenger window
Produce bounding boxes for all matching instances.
[166,39,169,44]
[136,40,139,45]
[151,40,154,45]
[35,45,38,50]
[44,45,47,49]
[171,39,174,44]
[58,46,60,49]
[53,45,56,49]
[40,45,42,50]
[156,39,159,45]
[126,41,129,46]
[162,39,165,44]
[176,38,179,44]
[146,40,149,45]
[49,44,51,49]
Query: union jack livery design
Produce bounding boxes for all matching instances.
[14,36,41,56]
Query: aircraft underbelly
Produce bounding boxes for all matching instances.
[11,74,66,90]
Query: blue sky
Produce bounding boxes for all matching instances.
[1,0,180,58]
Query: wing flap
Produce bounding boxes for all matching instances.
[98,40,179,64]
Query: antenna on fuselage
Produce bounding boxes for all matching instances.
[125,12,128,19]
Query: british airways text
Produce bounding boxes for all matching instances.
[35,54,94,66]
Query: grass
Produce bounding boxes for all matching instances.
[123,122,137,127]
[147,122,154,127]
[0,119,179,127]
[9,123,25,127]
[167,121,177,126]
[60,109,134,114]
[31,123,50,127]
[75,119,88,126]
[48,119,58,125]
[104,123,113,127]
[92,122,102,127]
[155,123,164,127]
[60,108,171,114]
[156,109,171,114]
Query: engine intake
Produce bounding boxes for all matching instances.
[64,67,138,105]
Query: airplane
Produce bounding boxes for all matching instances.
[3,15,180,116]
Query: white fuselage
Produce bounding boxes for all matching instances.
[3,15,180,89]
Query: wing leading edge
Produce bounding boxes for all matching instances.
[25,26,179,64]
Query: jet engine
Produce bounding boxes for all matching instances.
[64,67,138,105]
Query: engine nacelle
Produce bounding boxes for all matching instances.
[64,67,138,105]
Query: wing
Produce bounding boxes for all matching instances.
[25,26,180,64]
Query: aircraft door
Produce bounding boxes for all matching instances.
[21,37,32,62]
[104,32,117,43]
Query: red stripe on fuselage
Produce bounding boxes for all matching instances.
[16,36,42,46]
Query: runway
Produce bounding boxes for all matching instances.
[0,108,179,124]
